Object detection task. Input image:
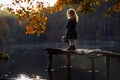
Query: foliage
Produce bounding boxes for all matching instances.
[105,0,120,17]
[55,0,120,15]
[0,50,9,61]
[6,0,48,36]
[1,0,120,35]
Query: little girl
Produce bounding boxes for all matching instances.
[66,8,78,50]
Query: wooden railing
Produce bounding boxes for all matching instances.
[44,48,120,80]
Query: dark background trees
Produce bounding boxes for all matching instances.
[0,5,120,46]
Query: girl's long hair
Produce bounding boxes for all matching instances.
[67,8,78,22]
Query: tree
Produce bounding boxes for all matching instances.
[0,0,120,36]
[0,19,10,44]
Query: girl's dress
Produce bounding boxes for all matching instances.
[66,19,77,39]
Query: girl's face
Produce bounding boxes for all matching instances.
[69,10,75,17]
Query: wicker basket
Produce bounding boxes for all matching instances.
[61,35,69,43]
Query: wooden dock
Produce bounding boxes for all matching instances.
[44,48,120,80]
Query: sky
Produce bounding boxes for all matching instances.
[0,0,12,4]
[0,0,57,10]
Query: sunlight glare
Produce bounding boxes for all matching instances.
[15,74,47,80]
[39,0,58,7]
[16,74,32,80]
[0,0,12,10]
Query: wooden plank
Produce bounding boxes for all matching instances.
[44,48,120,57]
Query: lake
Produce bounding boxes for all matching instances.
[0,40,120,80]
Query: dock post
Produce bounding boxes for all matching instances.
[47,69,53,80]
[105,56,110,80]
[91,57,95,80]
[66,53,71,69]
[47,54,53,80]
[47,54,53,70]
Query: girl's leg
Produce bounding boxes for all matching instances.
[68,39,76,50]
[70,39,75,46]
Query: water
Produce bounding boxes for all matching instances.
[0,44,48,80]
[0,41,120,80]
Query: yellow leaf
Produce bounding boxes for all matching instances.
[95,1,101,6]
[77,6,83,12]
[103,0,109,2]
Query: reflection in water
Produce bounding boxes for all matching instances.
[1,42,120,80]
[46,53,72,80]
[47,68,72,80]
[15,74,46,80]
[66,68,72,80]
[47,70,53,80]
